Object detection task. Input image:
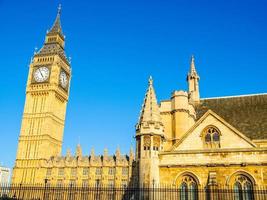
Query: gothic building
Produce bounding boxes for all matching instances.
[136,58,267,193]
[12,6,267,197]
[12,6,134,187]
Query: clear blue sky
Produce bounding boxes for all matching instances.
[0,0,266,169]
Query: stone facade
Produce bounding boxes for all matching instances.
[12,7,71,184]
[12,7,136,186]
[42,147,135,186]
[135,56,267,193]
[12,6,267,197]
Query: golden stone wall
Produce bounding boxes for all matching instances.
[41,152,135,186]
[12,7,267,192]
[159,165,267,187]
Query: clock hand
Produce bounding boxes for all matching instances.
[38,69,44,78]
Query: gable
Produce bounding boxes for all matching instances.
[172,110,256,151]
[196,94,267,140]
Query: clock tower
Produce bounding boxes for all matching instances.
[12,5,71,184]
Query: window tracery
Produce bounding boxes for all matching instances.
[144,136,151,150]
[179,175,198,200]
[153,136,160,151]
[233,175,254,200]
[202,126,221,148]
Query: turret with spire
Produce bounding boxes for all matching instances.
[135,76,164,187]
[34,4,69,64]
[187,55,200,103]
[136,76,164,135]
[47,4,63,37]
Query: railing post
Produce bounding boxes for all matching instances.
[152,179,155,200]
[3,183,267,200]
[68,183,73,200]
[18,183,22,200]
[43,178,48,200]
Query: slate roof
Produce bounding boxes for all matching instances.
[196,93,267,140]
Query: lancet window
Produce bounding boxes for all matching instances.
[233,175,254,200]
[179,175,198,200]
[203,126,221,148]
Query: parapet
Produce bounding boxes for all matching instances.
[42,149,134,168]
[171,90,188,98]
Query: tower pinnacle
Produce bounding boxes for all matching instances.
[187,55,200,103]
[136,76,164,136]
[58,4,62,15]
[135,77,164,186]
[190,55,197,74]
[48,4,63,36]
[149,75,153,86]
[36,5,68,62]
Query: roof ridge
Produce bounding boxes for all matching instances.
[201,93,267,100]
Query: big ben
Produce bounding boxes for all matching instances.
[12,6,71,184]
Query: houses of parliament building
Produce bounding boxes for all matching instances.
[12,5,267,194]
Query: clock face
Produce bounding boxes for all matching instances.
[59,71,68,88]
[33,67,50,82]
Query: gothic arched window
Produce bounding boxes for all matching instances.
[233,175,254,200]
[213,132,220,141]
[202,126,221,148]
[179,175,198,200]
[205,133,211,142]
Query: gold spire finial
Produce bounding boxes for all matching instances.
[48,4,63,35]
[58,4,62,15]
[149,75,153,86]
[191,54,195,64]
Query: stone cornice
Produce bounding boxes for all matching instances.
[160,147,267,155]
[135,132,165,138]
[23,112,65,125]
[160,109,196,120]
[19,134,62,146]
[159,162,267,168]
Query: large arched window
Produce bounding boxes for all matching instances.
[233,175,254,200]
[202,126,221,148]
[179,175,198,200]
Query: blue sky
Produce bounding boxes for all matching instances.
[0,0,266,169]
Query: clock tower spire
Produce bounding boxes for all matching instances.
[12,5,71,184]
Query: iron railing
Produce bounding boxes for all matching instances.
[0,184,266,200]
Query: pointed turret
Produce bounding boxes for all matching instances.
[76,144,82,157]
[66,148,71,159]
[187,55,200,103]
[189,55,198,76]
[115,147,121,158]
[48,4,63,36]
[90,147,95,160]
[103,148,108,158]
[45,4,65,44]
[136,76,163,135]
[135,77,164,187]
[35,4,68,63]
